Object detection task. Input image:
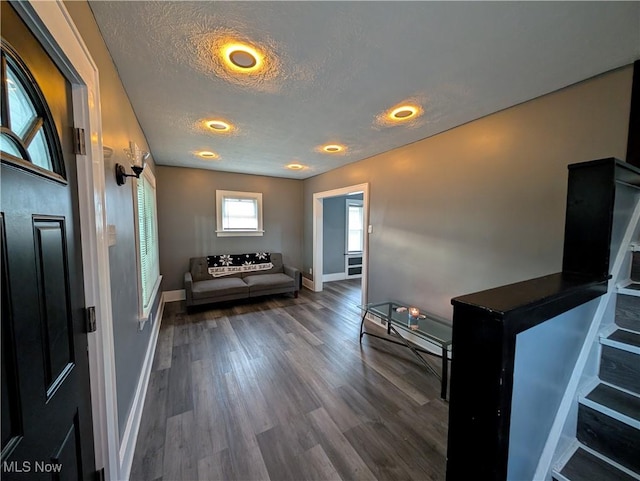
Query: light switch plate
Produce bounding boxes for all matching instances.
[107,224,117,246]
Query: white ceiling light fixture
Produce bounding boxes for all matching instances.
[205,119,232,132]
[195,150,219,159]
[389,105,419,121]
[286,163,304,170]
[321,144,345,153]
[221,43,264,74]
[375,101,424,128]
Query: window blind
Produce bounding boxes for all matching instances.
[137,174,159,312]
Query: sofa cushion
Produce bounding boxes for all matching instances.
[191,277,248,300]
[243,273,294,291]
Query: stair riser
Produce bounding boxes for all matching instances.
[631,252,640,282]
[577,405,640,473]
[616,294,640,332]
[599,346,640,395]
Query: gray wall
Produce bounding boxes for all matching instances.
[303,66,633,320]
[508,298,599,481]
[157,166,303,291]
[323,193,363,274]
[65,1,162,441]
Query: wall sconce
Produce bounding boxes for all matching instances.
[116,141,150,186]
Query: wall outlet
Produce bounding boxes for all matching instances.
[309,268,313,275]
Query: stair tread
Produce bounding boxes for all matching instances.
[585,383,640,423]
[608,329,640,348]
[560,447,636,481]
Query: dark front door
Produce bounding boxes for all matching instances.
[1,3,95,479]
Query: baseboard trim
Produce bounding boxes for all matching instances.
[302,277,314,290]
[164,289,186,302]
[118,293,164,479]
[323,272,346,282]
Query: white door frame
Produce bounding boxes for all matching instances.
[312,183,369,305]
[12,2,119,478]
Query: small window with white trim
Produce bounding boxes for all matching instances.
[216,190,264,237]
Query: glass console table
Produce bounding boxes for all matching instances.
[358,301,452,400]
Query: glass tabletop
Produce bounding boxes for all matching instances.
[359,301,452,350]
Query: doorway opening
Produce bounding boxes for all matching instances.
[312,183,369,306]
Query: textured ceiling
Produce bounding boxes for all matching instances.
[88,1,640,179]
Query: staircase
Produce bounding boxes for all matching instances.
[552,252,640,481]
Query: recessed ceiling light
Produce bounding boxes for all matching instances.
[221,43,263,73]
[287,163,304,170]
[205,120,232,132]
[196,151,219,159]
[389,105,418,121]
[322,144,345,153]
[229,50,256,68]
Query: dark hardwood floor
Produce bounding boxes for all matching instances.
[130,279,448,481]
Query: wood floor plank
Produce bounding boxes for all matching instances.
[187,319,210,361]
[343,422,415,481]
[167,344,193,416]
[132,280,449,481]
[274,307,325,347]
[284,348,362,432]
[256,421,309,481]
[130,369,169,481]
[197,449,234,481]
[298,443,344,481]
[286,341,348,390]
[396,401,450,456]
[152,323,173,371]
[368,419,445,481]
[172,313,191,347]
[227,349,277,435]
[191,359,228,458]
[221,372,272,481]
[163,411,197,481]
[352,338,431,405]
[228,313,269,360]
[252,348,321,423]
[307,407,377,481]
[260,309,297,350]
[214,316,243,353]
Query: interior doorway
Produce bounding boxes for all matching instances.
[312,183,369,306]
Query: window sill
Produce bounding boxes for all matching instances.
[216,230,265,237]
[140,274,162,322]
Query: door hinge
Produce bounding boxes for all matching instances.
[86,306,97,333]
[73,127,86,155]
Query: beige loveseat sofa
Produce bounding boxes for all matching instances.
[184,253,300,309]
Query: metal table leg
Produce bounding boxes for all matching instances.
[359,310,368,342]
[388,324,441,381]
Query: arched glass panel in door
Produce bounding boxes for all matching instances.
[0,41,65,180]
